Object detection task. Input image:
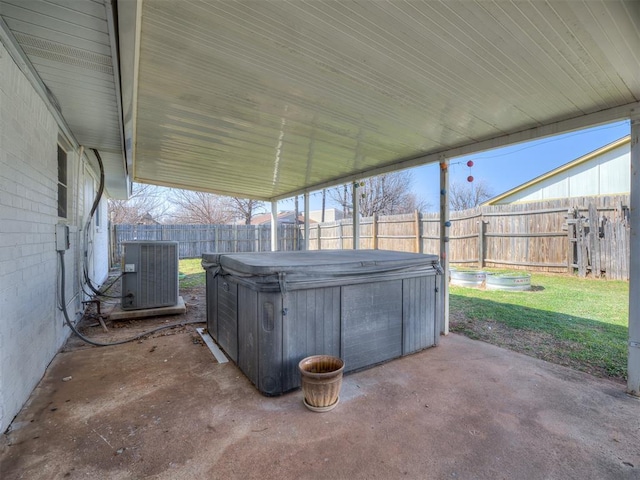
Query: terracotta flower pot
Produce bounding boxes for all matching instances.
[298,355,344,412]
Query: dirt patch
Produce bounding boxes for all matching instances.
[449,309,623,383]
[63,274,207,352]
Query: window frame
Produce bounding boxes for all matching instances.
[57,144,68,219]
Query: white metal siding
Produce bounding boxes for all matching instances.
[495,143,630,204]
[598,147,630,195]
[569,162,599,198]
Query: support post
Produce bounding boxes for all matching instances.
[270,201,278,252]
[439,158,450,335]
[629,115,640,395]
[414,210,422,253]
[352,181,360,249]
[294,195,299,250]
[304,193,310,250]
[317,224,322,250]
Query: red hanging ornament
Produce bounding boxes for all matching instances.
[467,175,474,183]
[466,160,474,167]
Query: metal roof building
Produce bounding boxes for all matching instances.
[484,136,631,205]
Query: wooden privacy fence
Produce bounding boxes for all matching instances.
[307,195,630,280]
[567,202,629,280]
[111,224,300,264]
[111,196,630,280]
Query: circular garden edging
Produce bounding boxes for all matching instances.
[485,272,531,291]
[450,269,486,288]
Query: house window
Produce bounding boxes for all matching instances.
[57,145,67,218]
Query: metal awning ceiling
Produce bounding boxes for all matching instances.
[121,0,640,201]
[2,1,639,202]
[0,0,128,198]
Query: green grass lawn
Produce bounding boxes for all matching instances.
[450,272,629,380]
[179,258,206,289]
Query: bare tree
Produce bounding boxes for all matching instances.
[108,183,170,224]
[330,171,428,217]
[225,198,265,225]
[169,190,234,224]
[449,179,494,211]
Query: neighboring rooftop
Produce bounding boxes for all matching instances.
[250,211,311,225]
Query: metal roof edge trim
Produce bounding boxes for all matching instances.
[486,192,631,208]
[116,0,142,198]
[104,0,130,190]
[269,102,640,202]
[483,135,631,206]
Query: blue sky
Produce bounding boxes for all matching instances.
[414,119,631,211]
[281,119,630,213]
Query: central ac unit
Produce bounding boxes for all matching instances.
[121,241,179,310]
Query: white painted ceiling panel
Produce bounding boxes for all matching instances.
[3,0,639,202]
[129,0,640,201]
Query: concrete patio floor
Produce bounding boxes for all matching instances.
[1,326,639,479]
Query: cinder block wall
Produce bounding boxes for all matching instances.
[0,42,92,433]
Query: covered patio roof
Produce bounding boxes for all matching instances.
[1,1,639,394]
[2,1,638,201]
[117,0,640,201]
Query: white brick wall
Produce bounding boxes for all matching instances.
[0,42,109,433]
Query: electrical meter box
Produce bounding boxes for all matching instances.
[55,224,70,251]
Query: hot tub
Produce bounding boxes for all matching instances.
[202,250,443,395]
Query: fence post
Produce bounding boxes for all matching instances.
[576,215,587,277]
[253,225,257,252]
[414,210,422,253]
[233,224,238,252]
[372,213,378,250]
[317,224,322,250]
[339,222,343,250]
[110,223,116,267]
[478,217,486,268]
[567,209,574,274]
[588,203,601,277]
